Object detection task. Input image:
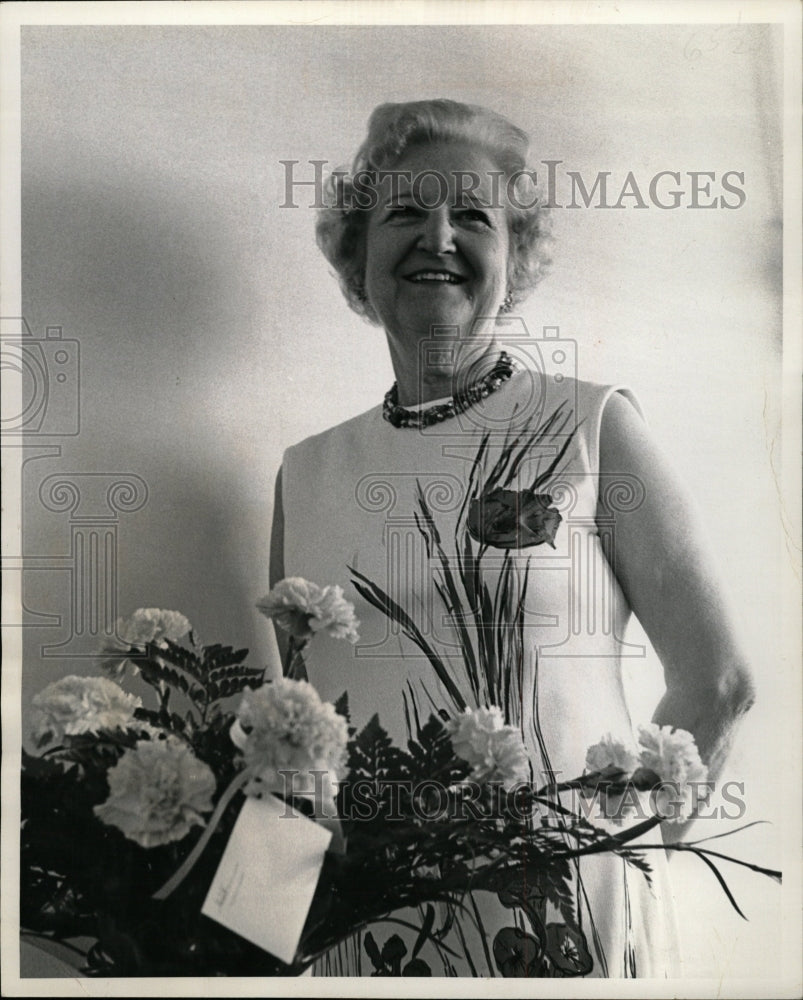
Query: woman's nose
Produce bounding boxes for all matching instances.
[418,210,456,254]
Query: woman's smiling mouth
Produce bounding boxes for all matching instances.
[405,270,466,284]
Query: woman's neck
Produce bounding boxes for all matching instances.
[390,337,503,407]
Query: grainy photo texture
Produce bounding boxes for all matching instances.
[2,4,800,998]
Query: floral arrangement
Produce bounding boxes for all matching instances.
[18,403,780,978]
[345,414,781,974]
[21,595,780,978]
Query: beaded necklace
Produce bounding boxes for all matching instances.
[382,350,517,429]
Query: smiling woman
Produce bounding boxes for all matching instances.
[315,100,551,335]
[269,99,755,978]
[364,143,510,403]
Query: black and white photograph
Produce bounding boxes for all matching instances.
[1,1,800,996]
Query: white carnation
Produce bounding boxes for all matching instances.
[637,723,709,823]
[447,706,530,791]
[256,578,359,643]
[307,585,361,643]
[585,733,639,776]
[580,732,642,826]
[94,737,216,848]
[101,608,193,676]
[31,675,143,746]
[116,608,192,647]
[233,679,348,800]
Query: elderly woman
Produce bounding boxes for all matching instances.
[270,99,754,977]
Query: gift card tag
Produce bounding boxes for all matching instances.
[202,794,332,964]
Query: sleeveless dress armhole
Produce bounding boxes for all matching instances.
[587,384,645,479]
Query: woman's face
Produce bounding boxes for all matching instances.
[364,142,510,352]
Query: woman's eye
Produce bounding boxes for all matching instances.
[386,204,419,219]
[456,208,491,226]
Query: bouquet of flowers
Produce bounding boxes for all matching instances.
[21,590,780,977]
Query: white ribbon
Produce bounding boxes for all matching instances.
[152,723,345,901]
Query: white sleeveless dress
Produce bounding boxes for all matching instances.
[281,367,681,978]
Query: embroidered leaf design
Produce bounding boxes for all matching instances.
[381,933,407,975]
[415,486,481,700]
[412,904,436,959]
[541,857,577,928]
[545,922,593,977]
[403,958,432,976]
[350,567,466,712]
[363,931,383,971]
[493,925,545,977]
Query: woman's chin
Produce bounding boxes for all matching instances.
[393,305,490,341]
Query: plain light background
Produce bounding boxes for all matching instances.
[14,20,790,985]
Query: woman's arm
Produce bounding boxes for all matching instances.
[597,392,755,837]
[269,465,290,668]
